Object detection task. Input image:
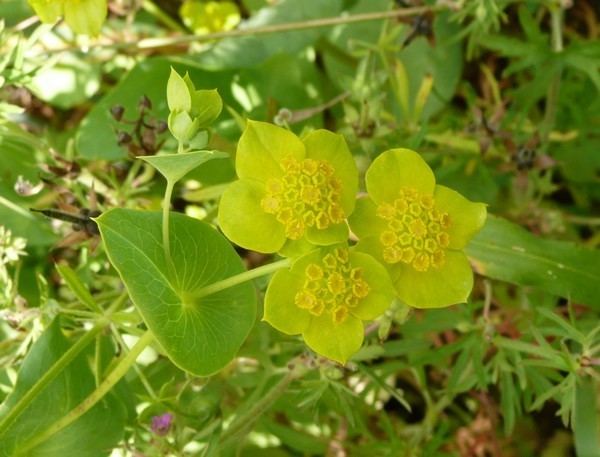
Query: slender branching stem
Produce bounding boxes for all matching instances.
[219,360,307,448]
[194,259,291,298]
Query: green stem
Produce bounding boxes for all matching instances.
[0,321,107,437]
[162,180,175,270]
[109,325,157,399]
[219,363,306,448]
[36,7,435,55]
[18,330,154,454]
[142,0,187,33]
[0,292,127,438]
[194,259,291,299]
[541,4,564,143]
[183,182,230,202]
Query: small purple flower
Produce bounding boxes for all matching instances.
[151,413,174,436]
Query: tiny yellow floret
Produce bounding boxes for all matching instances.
[294,248,371,324]
[260,156,345,240]
[377,187,451,272]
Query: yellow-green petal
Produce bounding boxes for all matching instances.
[392,251,473,308]
[263,270,310,335]
[348,197,387,239]
[63,0,107,36]
[236,120,305,182]
[28,0,64,23]
[348,252,394,320]
[279,238,316,258]
[218,179,286,253]
[302,129,358,215]
[303,313,364,364]
[306,223,348,246]
[434,185,487,250]
[366,148,435,204]
[354,235,385,265]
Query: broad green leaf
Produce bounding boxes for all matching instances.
[573,377,600,457]
[140,150,228,184]
[0,319,127,457]
[466,216,600,308]
[194,0,342,70]
[166,67,191,113]
[96,209,256,376]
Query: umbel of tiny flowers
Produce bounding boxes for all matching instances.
[349,148,487,309]
[218,121,358,255]
[263,245,395,364]
[28,0,107,36]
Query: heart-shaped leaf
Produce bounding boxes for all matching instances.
[140,150,228,184]
[96,209,256,376]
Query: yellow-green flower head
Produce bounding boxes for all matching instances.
[28,0,107,36]
[349,149,487,309]
[264,246,395,364]
[180,0,241,35]
[218,121,358,254]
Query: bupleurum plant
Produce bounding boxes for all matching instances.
[218,125,487,362]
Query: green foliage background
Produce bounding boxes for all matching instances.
[1,0,600,456]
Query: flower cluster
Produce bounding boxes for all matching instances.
[264,246,394,364]
[28,0,107,36]
[349,149,487,309]
[219,122,487,362]
[0,226,27,306]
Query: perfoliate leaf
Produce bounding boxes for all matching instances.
[140,150,228,184]
[97,209,257,376]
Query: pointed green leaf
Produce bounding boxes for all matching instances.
[140,150,228,184]
[0,319,126,457]
[167,67,192,112]
[573,377,600,457]
[96,209,256,376]
[466,216,600,308]
[55,263,101,313]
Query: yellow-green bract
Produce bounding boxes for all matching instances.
[166,68,223,143]
[28,0,107,36]
[263,245,395,364]
[218,120,358,256]
[349,148,487,309]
